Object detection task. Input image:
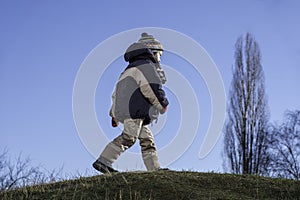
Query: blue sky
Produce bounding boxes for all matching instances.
[1,1,299,175]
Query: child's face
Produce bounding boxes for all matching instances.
[153,50,163,62]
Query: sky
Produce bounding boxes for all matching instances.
[1,0,300,176]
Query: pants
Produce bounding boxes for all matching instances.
[98,118,160,171]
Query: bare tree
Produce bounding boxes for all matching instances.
[270,110,300,180]
[0,149,8,189]
[223,33,270,175]
[0,150,63,190]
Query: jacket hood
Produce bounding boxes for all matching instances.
[124,43,157,63]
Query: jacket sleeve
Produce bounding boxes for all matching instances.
[109,87,117,118]
[135,64,169,112]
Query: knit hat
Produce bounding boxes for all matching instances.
[138,33,163,51]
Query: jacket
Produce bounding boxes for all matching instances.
[110,43,169,125]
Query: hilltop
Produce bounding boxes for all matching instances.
[1,170,300,199]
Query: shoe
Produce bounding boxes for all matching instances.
[157,167,170,171]
[92,160,118,174]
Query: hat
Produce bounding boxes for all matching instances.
[138,32,163,51]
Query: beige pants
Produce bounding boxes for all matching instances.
[98,118,160,171]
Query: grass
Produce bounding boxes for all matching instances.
[1,170,300,199]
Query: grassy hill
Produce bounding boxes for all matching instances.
[1,170,300,199]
